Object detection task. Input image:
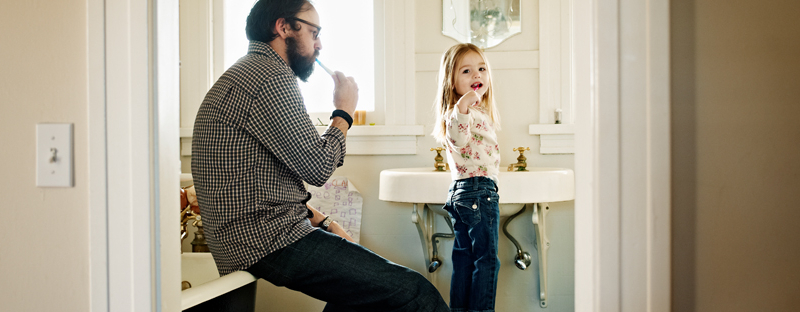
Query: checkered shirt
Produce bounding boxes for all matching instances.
[191,41,346,275]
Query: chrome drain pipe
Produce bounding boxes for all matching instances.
[502,204,532,270]
[428,208,455,273]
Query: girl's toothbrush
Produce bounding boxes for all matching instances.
[473,83,482,106]
[316,59,335,75]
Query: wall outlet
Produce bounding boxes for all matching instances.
[36,123,74,187]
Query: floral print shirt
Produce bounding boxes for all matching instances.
[444,107,500,183]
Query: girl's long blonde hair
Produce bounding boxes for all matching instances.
[432,43,500,144]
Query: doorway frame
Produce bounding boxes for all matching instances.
[88,0,181,310]
[88,0,672,311]
[573,0,671,311]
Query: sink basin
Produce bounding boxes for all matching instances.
[379,167,575,214]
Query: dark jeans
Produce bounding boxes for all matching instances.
[245,229,450,312]
[443,177,500,312]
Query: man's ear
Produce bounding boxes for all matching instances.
[274,17,290,39]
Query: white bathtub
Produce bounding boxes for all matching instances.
[181,253,257,310]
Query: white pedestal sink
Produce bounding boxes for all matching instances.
[378,167,574,308]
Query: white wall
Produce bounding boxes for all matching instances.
[0,1,90,311]
[180,0,576,311]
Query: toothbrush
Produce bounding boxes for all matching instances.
[472,84,482,106]
[316,59,335,75]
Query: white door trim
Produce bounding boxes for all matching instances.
[573,0,671,311]
[155,0,183,310]
[89,0,154,310]
[87,0,108,309]
[88,0,181,311]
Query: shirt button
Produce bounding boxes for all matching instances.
[487,197,492,201]
[472,204,478,209]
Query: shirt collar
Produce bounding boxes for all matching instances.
[248,40,289,68]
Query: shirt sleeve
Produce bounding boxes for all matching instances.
[446,109,472,148]
[245,73,346,187]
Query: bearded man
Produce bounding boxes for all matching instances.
[191,0,449,311]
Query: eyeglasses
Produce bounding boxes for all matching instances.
[286,17,321,40]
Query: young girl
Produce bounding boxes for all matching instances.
[432,43,501,312]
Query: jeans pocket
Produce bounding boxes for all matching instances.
[453,198,482,226]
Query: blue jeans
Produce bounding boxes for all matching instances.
[443,177,500,312]
[245,229,450,312]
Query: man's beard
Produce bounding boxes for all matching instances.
[286,36,317,82]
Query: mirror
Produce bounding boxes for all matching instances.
[442,0,521,49]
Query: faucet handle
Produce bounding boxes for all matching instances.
[513,147,530,161]
[191,215,202,227]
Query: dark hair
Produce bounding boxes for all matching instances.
[245,0,312,43]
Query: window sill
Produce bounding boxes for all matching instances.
[529,124,575,154]
[315,125,424,155]
[180,125,425,156]
[314,125,423,136]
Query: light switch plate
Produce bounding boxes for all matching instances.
[37,123,74,187]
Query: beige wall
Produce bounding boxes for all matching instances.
[0,1,90,311]
[671,0,800,311]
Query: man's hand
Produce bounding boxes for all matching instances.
[332,71,358,117]
[327,221,355,243]
[307,204,327,226]
[307,204,355,243]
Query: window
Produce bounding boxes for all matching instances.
[223,0,375,115]
[184,0,423,155]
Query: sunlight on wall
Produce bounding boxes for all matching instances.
[224,0,375,112]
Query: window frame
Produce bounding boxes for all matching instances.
[180,0,423,155]
[528,0,575,154]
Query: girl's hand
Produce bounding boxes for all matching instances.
[456,90,481,114]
